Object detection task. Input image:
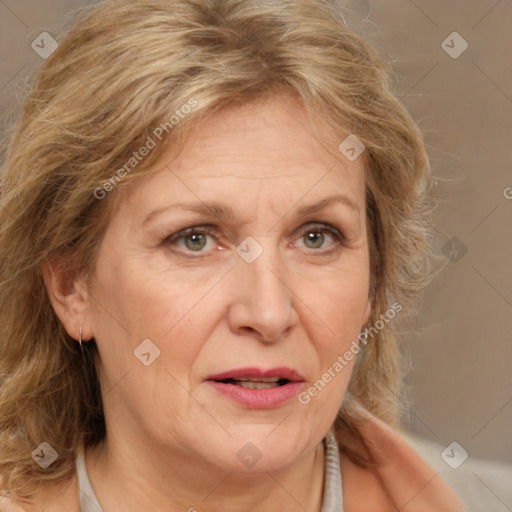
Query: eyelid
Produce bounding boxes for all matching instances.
[166,224,217,242]
[294,222,344,239]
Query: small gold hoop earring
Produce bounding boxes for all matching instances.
[79,327,84,353]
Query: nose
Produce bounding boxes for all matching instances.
[227,247,297,343]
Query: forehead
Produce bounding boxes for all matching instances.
[120,92,366,216]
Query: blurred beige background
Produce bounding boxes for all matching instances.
[1,0,511,508]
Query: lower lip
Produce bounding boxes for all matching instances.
[207,381,304,409]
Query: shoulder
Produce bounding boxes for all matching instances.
[339,450,396,511]
[336,404,465,512]
[0,496,22,512]
[0,474,79,512]
[0,474,21,512]
[0,484,25,512]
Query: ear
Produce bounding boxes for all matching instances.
[41,257,94,342]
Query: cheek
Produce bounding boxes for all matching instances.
[303,262,369,336]
[304,275,368,398]
[298,267,369,402]
[88,258,223,427]
[90,255,222,371]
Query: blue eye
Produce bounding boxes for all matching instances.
[303,231,325,249]
[164,222,344,258]
[183,232,208,251]
[166,226,217,253]
[294,224,344,251]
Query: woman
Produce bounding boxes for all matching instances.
[0,0,464,510]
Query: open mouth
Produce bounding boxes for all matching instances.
[216,377,291,389]
[206,367,304,409]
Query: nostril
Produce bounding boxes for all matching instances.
[240,326,260,336]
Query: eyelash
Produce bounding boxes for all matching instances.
[164,223,345,258]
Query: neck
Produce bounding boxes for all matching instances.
[85,432,325,512]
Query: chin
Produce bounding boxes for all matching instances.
[205,424,315,474]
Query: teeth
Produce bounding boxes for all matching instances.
[235,377,280,383]
[235,381,280,390]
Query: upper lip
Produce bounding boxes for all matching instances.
[206,367,305,382]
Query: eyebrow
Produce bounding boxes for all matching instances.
[295,194,360,217]
[142,193,360,226]
[142,201,234,226]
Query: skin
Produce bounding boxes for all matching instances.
[43,92,371,512]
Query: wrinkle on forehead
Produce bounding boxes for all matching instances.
[115,92,366,237]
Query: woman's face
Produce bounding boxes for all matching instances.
[84,93,371,473]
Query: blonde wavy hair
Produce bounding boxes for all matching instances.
[0,0,432,500]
